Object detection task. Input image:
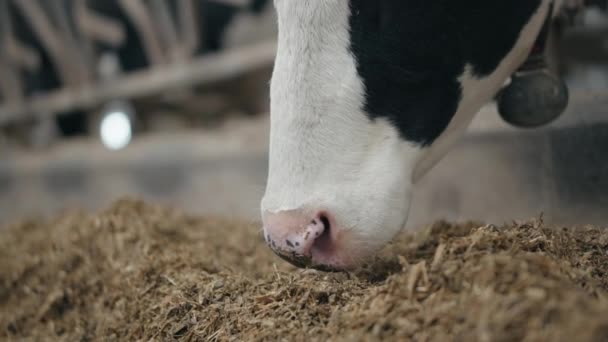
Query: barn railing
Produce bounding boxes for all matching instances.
[0,0,604,131]
[0,0,276,126]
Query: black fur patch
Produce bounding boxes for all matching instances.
[349,0,542,146]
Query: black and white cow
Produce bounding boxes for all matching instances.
[262,0,564,270]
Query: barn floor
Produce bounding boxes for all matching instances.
[1,198,607,341]
[2,90,608,229]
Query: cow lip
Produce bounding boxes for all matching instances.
[270,248,342,271]
[270,241,354,272]
[310,263,343,272]
[271,248,312,268]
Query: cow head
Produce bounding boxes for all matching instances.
[261,0,548,270]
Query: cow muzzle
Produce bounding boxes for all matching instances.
[262,209,351,271]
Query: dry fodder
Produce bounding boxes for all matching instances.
[1,198,607,341]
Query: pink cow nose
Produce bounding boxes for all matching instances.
[263,210,335,270]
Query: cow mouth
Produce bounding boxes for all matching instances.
[270,249,343,272]
[313,215,333,252]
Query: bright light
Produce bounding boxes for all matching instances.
[100,111,132,150]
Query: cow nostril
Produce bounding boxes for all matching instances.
[314,214,332,247]
[319,214,330,232]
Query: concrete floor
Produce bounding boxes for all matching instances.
[1,89,607,229]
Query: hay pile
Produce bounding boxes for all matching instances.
[1,198,607,341]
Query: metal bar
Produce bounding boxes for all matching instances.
[0,0,24,103]
[0,40,277,125]
[0,0,40,71]
[4,36,41,71]
[177,0,199,57]
[0,59,24,105]
[48,0,75,42]
[47,0,92,85]
[118,0,166,65]
[74,0,125,47]
[149,0,181,61]
[12,0,79,86]
[70,0,96,82]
